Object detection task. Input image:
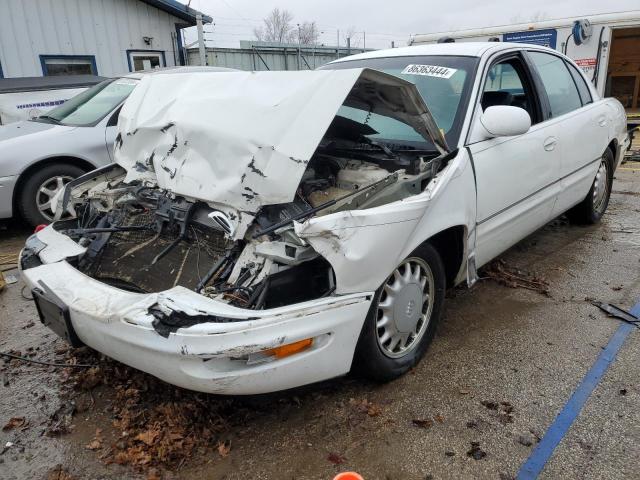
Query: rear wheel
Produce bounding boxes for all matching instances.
[352,243,446,382]
[567,148,614,224]
[17,163,86,227]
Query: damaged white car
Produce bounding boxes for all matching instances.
[20,43,628,394]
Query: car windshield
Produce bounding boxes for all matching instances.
[320,55,478,149]
[34,78,137,127]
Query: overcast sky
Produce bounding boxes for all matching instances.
[180,0,639,49]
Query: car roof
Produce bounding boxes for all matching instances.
[329,42,550,64]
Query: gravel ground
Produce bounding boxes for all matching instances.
[1,166,639,480]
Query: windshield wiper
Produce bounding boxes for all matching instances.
[36,115,61,125]
[360,135,397,158]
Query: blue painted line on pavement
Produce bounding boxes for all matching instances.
[516,299,640,480]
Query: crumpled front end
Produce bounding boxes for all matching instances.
[21,236,372,394]
[25,68,470,394]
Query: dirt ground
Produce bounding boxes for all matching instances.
[1,165,639,480]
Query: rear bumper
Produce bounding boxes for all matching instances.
[0,175,17,218]
[20,227,373,395]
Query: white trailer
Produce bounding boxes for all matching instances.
[410,10,640,132]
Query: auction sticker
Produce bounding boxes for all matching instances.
[401,64,457,78]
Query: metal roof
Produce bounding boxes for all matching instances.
[138,0,212,25]
[0,75,107,94]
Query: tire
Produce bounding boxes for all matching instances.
[17,163,86,227]
[352,242,446,382]
[566,148,614,225]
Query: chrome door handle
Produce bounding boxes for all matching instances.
[543,137,557,151]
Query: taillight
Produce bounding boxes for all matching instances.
[34,224,47,233]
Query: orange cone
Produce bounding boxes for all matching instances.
[333,473,364,480]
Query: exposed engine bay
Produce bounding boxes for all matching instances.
[56,124,448,311]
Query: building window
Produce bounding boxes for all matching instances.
[127,50,166,72]
[40,55,97,76]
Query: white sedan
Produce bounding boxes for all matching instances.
[20,43,628,394]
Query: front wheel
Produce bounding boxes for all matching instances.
[352,243,446,382]
[17,163,86,227]
[567,148,614,224]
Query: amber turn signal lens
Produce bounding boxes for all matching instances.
[264,338,313,359]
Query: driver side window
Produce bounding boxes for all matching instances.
[482,58,539,124]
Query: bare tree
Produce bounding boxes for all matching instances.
[297,21,320,45]
[253,8,295,43]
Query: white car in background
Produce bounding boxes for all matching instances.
[0,67,232,226]
[20,43,628,395]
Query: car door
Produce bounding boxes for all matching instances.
[526,51,610,216]
[104,105,122,163]
[468,52,562,268]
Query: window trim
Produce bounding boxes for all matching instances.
[564,59,593,106]
[40,54,98,76]
[465,50,548,146]
[524,50,584,120]
[126,49,167,72]
[107,104,124,127]
[483,53,544,125]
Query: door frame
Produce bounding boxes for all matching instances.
[465,49,550,147]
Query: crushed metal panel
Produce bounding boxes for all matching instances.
[115,69,448,214]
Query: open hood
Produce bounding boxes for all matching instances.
[115,68,448,213]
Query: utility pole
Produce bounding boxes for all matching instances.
[297,23,301,70]
[347,36,351,55]
[196,14,206,66]
[336,29,340,59]
[363,31,366,50]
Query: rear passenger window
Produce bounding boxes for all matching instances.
[566,62,593,105]
[528,52,582,118]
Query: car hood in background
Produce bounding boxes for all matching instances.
[115,69,448,213]
[0,120,74,142]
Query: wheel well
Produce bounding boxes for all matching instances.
[607,139,617,164]
[12,157,95,213]
[426,225,466,288]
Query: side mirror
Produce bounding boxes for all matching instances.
[480,105,531,138]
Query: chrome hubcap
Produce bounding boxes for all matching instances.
[376,257,435,358]
[36,175,73,221]
[592,158,609,214]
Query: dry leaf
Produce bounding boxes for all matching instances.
[135,429,160,446]
[2,417,26,431]
[217,441,231,457]
[412,419,433,429]
[146,468,162,480]
[85,439,102,451]
[327,452,346,464]
[434,414,444,423]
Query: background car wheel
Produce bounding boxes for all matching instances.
[566,148,614,225]
[352,242,446,382]
[17,163,86,227]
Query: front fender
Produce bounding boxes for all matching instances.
[295,150,477,294]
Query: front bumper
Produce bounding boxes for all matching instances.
[21,228,373,395]
[0,175,18,218]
